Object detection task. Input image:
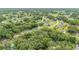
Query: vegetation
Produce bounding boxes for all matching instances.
[0,8,78,50]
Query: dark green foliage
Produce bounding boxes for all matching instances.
[67,26,79,34]
[65,19,79,25]
[0,8,78,50]
[14,30,51,50]
[57,15,68,21]
[0,15,6,22]
[0,27,13,39]
[13,28,76,50]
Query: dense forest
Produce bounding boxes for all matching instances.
[0,8,79,50]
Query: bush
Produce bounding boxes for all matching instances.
[13,28,76,50]
[0,28,13,39]
[0,43,4,50]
